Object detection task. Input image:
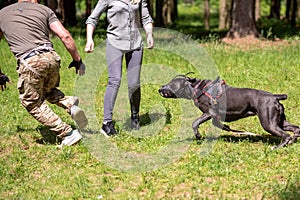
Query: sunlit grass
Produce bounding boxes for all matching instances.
[0,36,299,199]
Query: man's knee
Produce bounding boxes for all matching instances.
[46,88,65,104]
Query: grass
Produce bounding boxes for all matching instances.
[1,4,300,200]
[1,35,300,199]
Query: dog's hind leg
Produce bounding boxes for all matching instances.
[258,111,292,150]
[192,113,211,140]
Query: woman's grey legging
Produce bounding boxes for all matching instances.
[103,40,143,123]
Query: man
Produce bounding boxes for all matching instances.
[0,0,87,146]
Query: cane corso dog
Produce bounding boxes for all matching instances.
[0,70,11,91]
[159,74,299,149]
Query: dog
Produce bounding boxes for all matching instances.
[159,73,299,149]
[0,69,11,91]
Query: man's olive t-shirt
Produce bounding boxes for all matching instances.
[0,2,58,57]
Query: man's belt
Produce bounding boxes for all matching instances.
[23,49,51,60]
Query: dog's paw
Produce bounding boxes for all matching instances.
[288,136,298,145]
[271,136,293,150]
[195,133,203,140]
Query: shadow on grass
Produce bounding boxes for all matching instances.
[219,134,282,145]
[122,111,172,131]
[35,126,62,145]
[275,174,300,200]
[193,133,296,147]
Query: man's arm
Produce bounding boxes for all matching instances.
[49,20,85,76]
[49,20,81,62]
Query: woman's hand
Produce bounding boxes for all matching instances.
[85,40,94,53]
[146,33,154,49]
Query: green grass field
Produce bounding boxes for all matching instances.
[1,3,300,199]
[1,33,300,199]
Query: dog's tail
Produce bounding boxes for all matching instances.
[274,94,287,100]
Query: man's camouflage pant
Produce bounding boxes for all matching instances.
[17,51,74,138]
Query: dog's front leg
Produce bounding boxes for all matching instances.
[192,113,211,140]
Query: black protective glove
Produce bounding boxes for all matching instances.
[68,58,86,76]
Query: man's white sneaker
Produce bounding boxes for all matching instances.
[71,105,88,129]
[61,129,82,146]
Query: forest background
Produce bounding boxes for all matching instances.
[1,0,300,40]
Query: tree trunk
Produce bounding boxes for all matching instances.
[298,0,300,19]
[173,0,178,21]
[148,0,154,17]
[204,0,210,30]
[86,0,92,20]
[286,0,291,21]
[44,0,64,22]
[255,0,260,21]
[226,0,259,38]
[286,0,297,27]
[155,0,164,27]
[219,0,231,30]
[269,0,281,19]
[290,0,297,27]
[166,0,173,25]
[63,0,76,26]
[57,0,64,23]
[45,0,57,12]
[156,0,177,27]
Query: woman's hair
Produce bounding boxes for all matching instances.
[130,0,141,4]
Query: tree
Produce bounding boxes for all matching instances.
[226,0,259,38]
[63,0,76,26]
[298,0,300,19]
[286,0,297,27]
[86,0,92,19]
[269,0,281,19]
[204,0,210,30]
[155,0,177,27]
[219,0,231,30]
[155,0,164,26]
[44,0,64,23]
[148,0,154,17]
[255,0,260,21]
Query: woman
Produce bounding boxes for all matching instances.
[85,0,154,136]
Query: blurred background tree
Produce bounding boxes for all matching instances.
[0,0,299,40]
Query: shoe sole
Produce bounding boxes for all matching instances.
[71,106,88,129]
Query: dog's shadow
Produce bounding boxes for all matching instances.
[196,133,283,146]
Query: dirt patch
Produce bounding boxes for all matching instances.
[220,36,297,51]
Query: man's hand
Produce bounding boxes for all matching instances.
[68,58,86,76]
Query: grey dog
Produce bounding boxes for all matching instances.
[159,74,299,149]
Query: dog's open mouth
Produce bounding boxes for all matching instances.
[158,89,175,98]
